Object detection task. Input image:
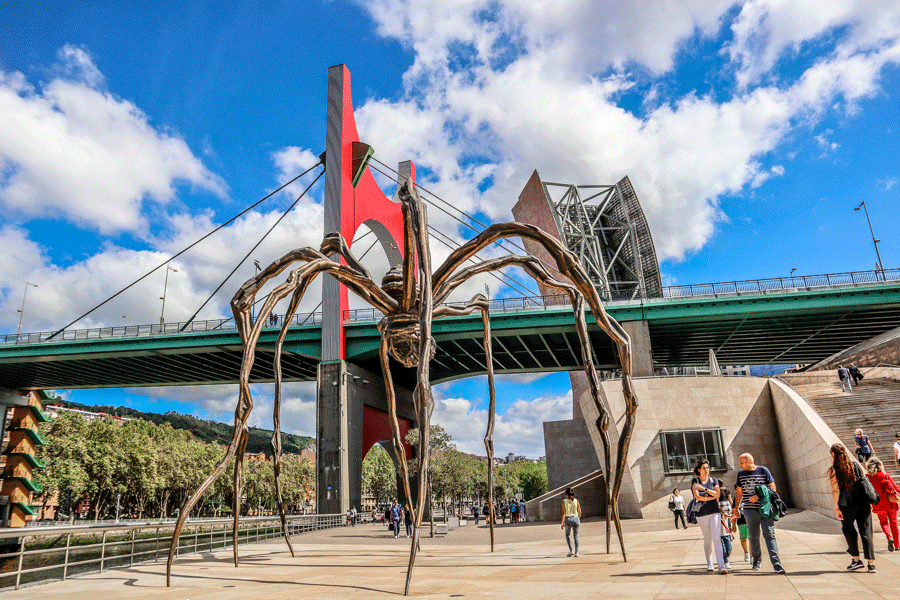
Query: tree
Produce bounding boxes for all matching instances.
[362,444,397,507]
[35,412,89,519]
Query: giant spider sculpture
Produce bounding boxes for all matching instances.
[166,180,638,595]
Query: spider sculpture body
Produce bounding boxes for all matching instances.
[166,180,639,596]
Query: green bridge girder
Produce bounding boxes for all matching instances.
[1,281,899,390]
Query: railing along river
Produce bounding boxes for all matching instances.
[0,513,343,590]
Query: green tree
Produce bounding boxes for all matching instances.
[35,412,89,519]
[362,444,397,507]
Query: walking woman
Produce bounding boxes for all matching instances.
[670,488,687,529]
[560,487,582,557]
[692,458,727,573]
[828,443,876,572]
[866,457,900,551]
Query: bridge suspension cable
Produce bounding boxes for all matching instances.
[369,156,566,284]
[179,168,325,331]
[46,161,325,341]
[367,161,539,297]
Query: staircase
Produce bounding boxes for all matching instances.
[787,377,900,480]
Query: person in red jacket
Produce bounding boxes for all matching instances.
[866,457,900,551]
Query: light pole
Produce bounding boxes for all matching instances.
[159,265,178,326]
[122,315,131,327]
[16,281,38,336]
[855,200,885,279]
[790,267,797,278]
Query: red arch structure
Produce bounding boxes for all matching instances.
[320,64,414,469]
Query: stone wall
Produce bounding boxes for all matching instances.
[768,378,841,518]
[576,376,790,519]
[543,416,601,491]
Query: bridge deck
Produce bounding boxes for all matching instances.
[12,511,900,599]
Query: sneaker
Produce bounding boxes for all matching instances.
[744,552,751,562]
[774,566,785,574]
[724,562,731,569]
[867,564,877,573]
[567,552,574,557]
[719,568,728,575]
[752,563,761,571]
[847,560,864,571]
[707,564,715,572]
[890,540,895,552]
[574,552,580,557]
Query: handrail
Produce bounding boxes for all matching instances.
[4,267,898,345]
[0,513,343,590]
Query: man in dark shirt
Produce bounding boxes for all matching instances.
[733,453,785,574]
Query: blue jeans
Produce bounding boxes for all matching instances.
[564,516,580,554]
[744,508,782,569]
[841,378,852,392]
[721,535,732,560]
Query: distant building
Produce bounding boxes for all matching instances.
[44,404,131,424]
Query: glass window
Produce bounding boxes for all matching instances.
[659,429,726,474]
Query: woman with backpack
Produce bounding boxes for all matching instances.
[828,443,876,572]
[691,458,727,574]
[866,457,900,552]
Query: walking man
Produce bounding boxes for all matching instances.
[390,500,402,538]
[733,453,785,574]
[838,365,852,392]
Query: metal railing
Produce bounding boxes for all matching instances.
[4,268,897,345]
[0,513,343,590]
[0,311,322,346]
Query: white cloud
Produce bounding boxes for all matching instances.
[356,0,900,262]
[431,387,571,458]
[0,45,226,235]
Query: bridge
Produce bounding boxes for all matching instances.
[2,270,899,390]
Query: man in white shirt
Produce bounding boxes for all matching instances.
[893,432,900,469]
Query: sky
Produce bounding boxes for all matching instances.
[1,1,899,459]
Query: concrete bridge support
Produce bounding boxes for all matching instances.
[316,361,415,515]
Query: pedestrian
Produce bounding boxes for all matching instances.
[390,499,402,538]
[404,503,414,538]
[351,506,357,526]
[483,501,490,523]
[855,428,873,463]
[828,443,876,572]
[691,458,727,574]
[345,508,351,526]
[837,365,852,392]
[472,504,479,525]
[669,488,687,529]
[734,507,751,562]
[500,502,508,524]
[849,364,863,385]
[520,500,527,522]
[733,453,785,573]
[719,487,734,570]
[560,487,581,557]
[866,457,900,552]
[894,432,900,469]
[371,508,377,524]
[510,499,518,523]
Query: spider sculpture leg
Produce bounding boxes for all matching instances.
[433,227,637,561]
[166,240,396,586]
[377,336,415,529]
[403,188,436,597]
[434,295,497,552]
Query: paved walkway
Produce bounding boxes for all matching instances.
[7,510,900,599]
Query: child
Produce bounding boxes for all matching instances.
[719,488,734,569]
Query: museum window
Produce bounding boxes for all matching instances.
[659,429,726,474]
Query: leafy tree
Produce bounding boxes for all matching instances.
[362,444,397,506]
[35,412,89,519]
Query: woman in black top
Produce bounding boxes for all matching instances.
[692,458,727,574]
[829,443,876,572]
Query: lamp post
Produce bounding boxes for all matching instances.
[159,266,178,326]
[855,200,885,280]
[16,281,38,336]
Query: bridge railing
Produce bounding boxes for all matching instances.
[0,513,343,590]
[4,269,897,344]
[0,311,323,346]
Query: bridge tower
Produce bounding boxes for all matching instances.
[316,64,416,514]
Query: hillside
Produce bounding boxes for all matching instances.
[46,400,314,455]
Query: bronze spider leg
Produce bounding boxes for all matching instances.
[434,294,497,551]
[433,226,636,561]
[166,243,396,586]
[401,185,436,597]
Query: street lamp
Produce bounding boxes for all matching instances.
[159,266,178,326]
[122,315,131,326]
[16,281,38,336]
[790,268,797,277]
[855,200,885,280]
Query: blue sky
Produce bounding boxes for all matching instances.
[1,1,899,457]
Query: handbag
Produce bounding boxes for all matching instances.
[856,466,879,505]
[885,475,900,504]
[388,522,394,532]
[668,498,676,511]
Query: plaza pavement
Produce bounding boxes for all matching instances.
[7,510,900,599]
